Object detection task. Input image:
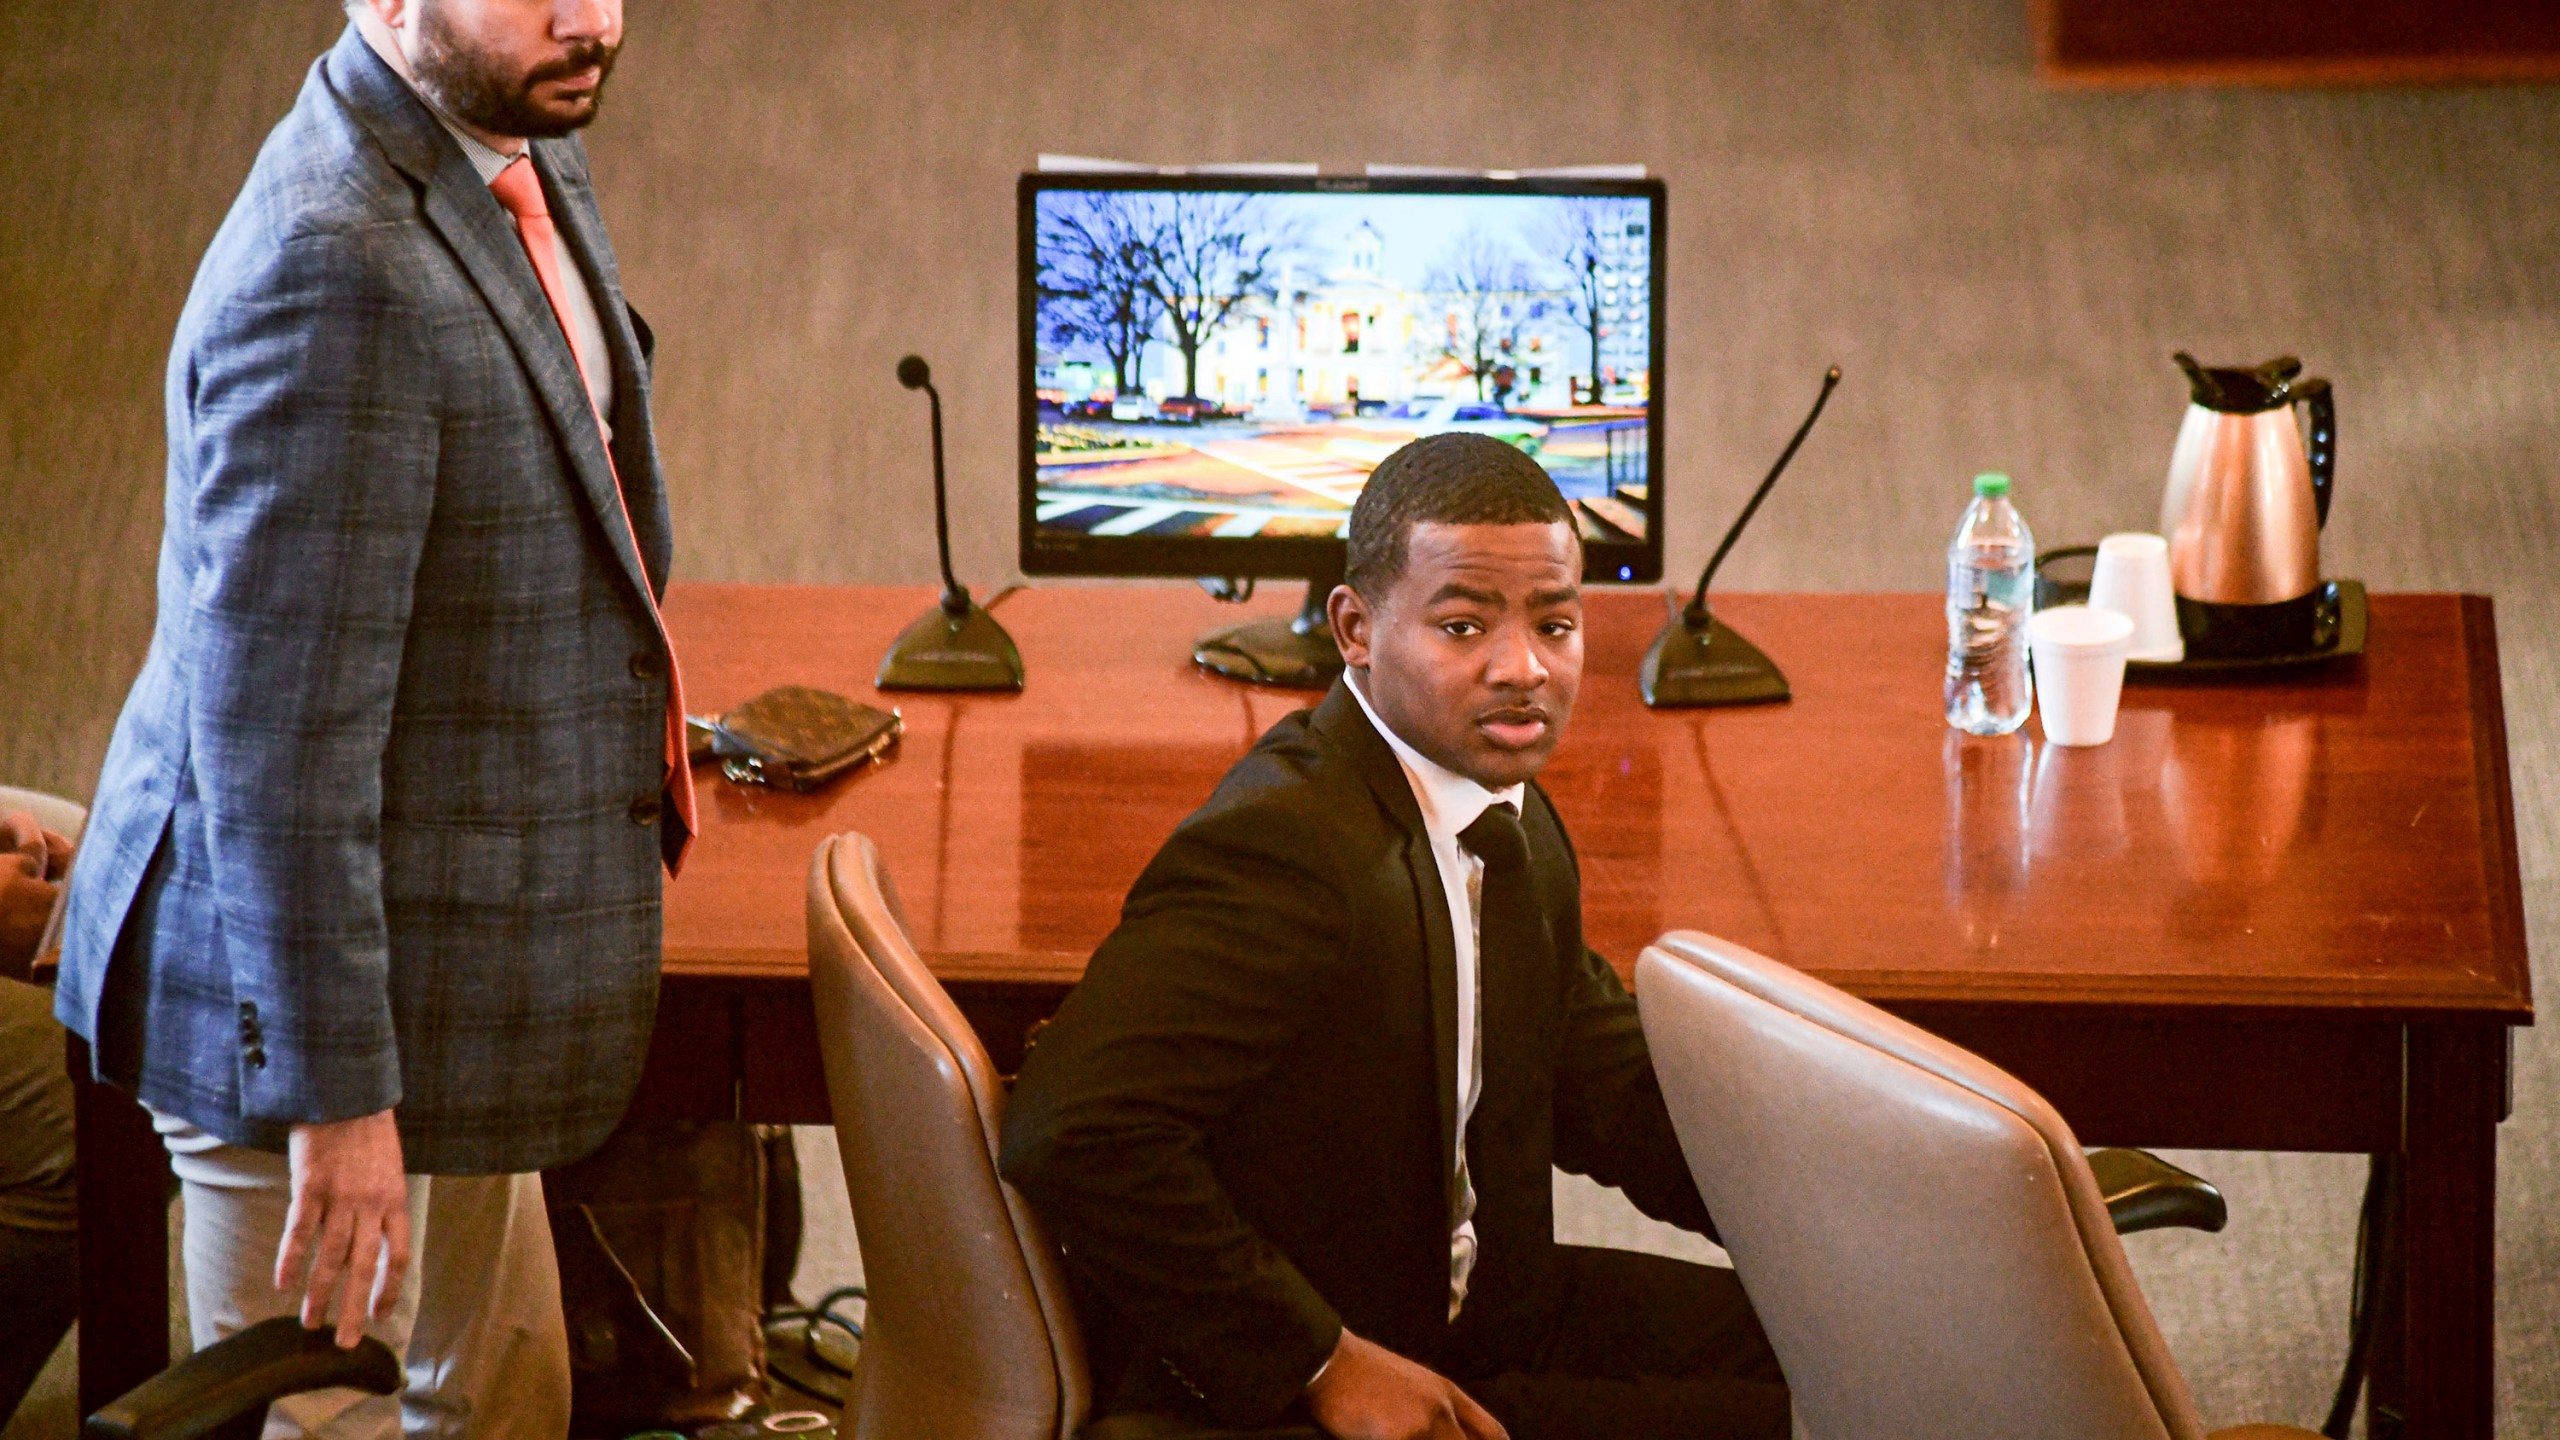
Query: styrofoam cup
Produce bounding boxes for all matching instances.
[2086,532,2183,663]
[2029,605,2136,747]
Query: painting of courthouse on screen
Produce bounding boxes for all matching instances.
[1031,189,1654,546]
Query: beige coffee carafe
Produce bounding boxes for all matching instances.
[2158,353,2336,658]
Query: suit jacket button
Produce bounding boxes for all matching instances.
[628,794,663,826]
[629,650,665,681]
[245,1046,267,1071]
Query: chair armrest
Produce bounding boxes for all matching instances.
[2087,1147,2227,1235]
[84,1316,402,1440]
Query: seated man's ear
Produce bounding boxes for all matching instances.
[1328,584,1374,669]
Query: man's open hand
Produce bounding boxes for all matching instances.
[1305,1329,1508,1440]
[276,1109,411,1347]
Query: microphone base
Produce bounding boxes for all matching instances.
[1193,569,1344,690]
[876,599,1025,692]
[1639,596,1790,709]
[1193,615,1343,690]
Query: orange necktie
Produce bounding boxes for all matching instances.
[490,155,697,875]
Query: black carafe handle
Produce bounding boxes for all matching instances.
[2295,376,2336,528]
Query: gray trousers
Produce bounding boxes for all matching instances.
[155,1113,571,1440]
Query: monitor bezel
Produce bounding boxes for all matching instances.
[1017,172,1668,584]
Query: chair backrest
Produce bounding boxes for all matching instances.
[1634,931,2206,1440]
[807,832,1090,1440]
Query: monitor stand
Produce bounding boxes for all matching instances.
[1193,560,1344,690]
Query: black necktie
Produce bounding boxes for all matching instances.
[1458,801,1530,882]
[1453,801,1537,1304]
[1459,802,1537,1049]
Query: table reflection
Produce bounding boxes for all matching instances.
[2030,709,2167,863]
[2163,710,2326,945]
[1944,731,2033,950]
[1940,702,2330,951]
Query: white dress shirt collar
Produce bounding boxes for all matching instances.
[1344,672,1525,843]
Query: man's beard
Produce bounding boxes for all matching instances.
[412,1,617,140]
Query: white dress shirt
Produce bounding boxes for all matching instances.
[355,15,616,433]
[1346,671,1524,1322]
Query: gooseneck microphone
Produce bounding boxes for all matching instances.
[876,355,1026,691]
[1638,365,1842,709]
[1687,366,1841,631]
[897,355,972,620]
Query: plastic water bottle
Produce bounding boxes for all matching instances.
[1944,472,2035,735]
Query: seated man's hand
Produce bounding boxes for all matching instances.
[1305,1329,1508,1440]
[0,810,72,980]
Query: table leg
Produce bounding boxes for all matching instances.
[68,1032,169,1417]
[2398,1023,2502,1440]
[2365,1157,2406,1440]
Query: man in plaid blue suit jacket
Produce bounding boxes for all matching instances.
[56,2,679,1420]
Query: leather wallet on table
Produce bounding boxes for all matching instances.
[699,684,902,792]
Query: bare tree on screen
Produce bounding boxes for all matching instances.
[1037,195,1164,396]
[1536,199,1597,404]
[1140,194,1289,402]
[1428,227,1536,403]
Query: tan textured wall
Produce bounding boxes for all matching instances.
[4,3,2556,802]
[0,4,2555,1431]
[5,2,2560,809]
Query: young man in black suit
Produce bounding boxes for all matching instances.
[1001,433,1788,1440]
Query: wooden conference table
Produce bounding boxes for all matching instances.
[75,584,2530,1439]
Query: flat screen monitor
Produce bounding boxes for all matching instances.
[1019,173,1667,585]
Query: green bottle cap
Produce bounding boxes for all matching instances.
[1973,472,2012,497]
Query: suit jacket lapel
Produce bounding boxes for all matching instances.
[324,27,660,618]
[1311,682,1461,1201]
[536,139,673,598]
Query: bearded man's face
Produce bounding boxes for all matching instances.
[411,0,623,140]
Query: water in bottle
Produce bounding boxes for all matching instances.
[1944,472,2035,735]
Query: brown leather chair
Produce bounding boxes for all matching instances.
[1634,930,2318,1440]
[809,831,1092,1440]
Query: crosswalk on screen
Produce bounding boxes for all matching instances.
[1019,177,1665,582]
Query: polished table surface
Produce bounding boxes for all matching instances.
[663,583,2530,1024]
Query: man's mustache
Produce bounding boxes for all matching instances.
[525,40,615,87]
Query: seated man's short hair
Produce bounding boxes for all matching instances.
[1344,433,1576,597]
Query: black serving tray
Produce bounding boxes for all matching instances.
[2129,579,2365,677]
[2032,546,2366,678]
